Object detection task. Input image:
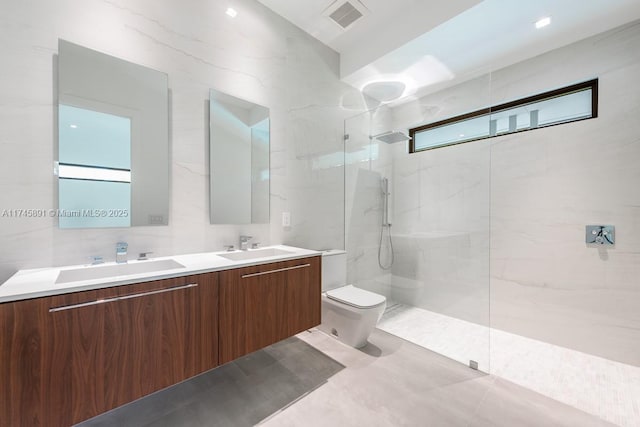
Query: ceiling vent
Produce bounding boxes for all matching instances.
[324,1,369,30]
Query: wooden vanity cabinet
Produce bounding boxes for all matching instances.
[0,272,218,426]
[219,256,321,364]
[0,254,321,426]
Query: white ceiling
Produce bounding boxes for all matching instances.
[259,0,640,102]
[257,0,482,78]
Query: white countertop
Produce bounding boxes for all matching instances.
[0,245,321,303]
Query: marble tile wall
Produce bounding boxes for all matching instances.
[0,0,364,283]
[390,142,491,326]
[384,75,493,329]
[342,19,640,423]
[380,20,640,367]
[488,20,640,367]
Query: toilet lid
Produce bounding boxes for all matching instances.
[326,285,386,309]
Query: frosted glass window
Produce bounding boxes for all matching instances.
[410,79,597,152]
[413,115,491,151]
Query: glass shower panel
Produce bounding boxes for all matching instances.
[344,106,395,299]
[344,74,492,372]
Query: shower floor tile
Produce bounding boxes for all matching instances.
[379,302,490,370]
[378,303,640,427]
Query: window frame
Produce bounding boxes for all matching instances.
[58,163,132,183]
[409,79,598,153]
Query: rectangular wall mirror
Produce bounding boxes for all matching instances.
[209,90,269,224]
[57,40,169,228]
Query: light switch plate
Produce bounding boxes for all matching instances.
[282,212,291,227]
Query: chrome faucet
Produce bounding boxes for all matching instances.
[239,235,253,251]
[116,242,128,264]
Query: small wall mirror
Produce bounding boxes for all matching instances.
[209,90,269,224]
[57,40,169,228]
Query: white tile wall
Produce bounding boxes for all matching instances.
[350,19,640,425]
[376,19,640,366]
[488,20,640,367]
[0,0,365,282]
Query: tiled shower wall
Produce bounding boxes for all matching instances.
[487,20,640,367]
[0,0,363,282]
[384,20,640,367]
[388,75,492,329]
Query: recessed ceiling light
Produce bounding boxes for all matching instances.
[226,7,237,18]
[69,124,78,129]
[535,16,551,29]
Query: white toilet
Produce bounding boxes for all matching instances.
[318,250,386,348]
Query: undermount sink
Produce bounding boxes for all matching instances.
[55,259,186,284]
[217,248,293,261]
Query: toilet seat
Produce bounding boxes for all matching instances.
[326,285,386,309]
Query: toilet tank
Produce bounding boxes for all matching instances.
[321,250,347,291]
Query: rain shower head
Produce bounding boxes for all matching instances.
[371,131,411,144]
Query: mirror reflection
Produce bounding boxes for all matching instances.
[57,40,169,228]
[209,90,269,224]
[58,105,132,228]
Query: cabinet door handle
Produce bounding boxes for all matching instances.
[241,263,311,279]
[49,283,198,313]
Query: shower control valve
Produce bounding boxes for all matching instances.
[586,225,615,245]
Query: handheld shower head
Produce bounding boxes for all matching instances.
[381,177,389,195]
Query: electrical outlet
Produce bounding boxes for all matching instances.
[282,212,291,227]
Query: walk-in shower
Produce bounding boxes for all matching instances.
[345,25,640,425]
